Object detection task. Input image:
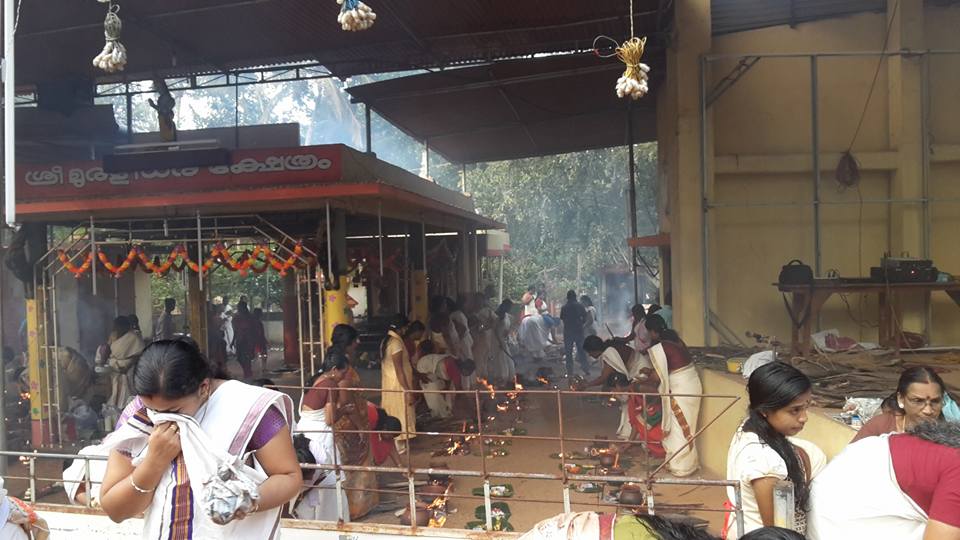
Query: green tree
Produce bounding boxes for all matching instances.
[471,145,659,300]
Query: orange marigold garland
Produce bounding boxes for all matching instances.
[137,245,184,275]
[97,247,138,278]
[59,242,304,278]
[58,250,93,278]
[267,242,303,276]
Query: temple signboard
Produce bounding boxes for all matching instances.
[16,145,342,201]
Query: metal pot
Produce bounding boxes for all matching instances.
[419,483,448,504]
[598,453,618,467]
[618,483,645,506]
[400,507,431,527]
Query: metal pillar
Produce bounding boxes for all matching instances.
[3,0,15,227]
[921,53,932,339]
[196,212,203,291]
[325,202,333,284]
[90,218,98,296]
[377,201,384,277]
[921,53,931,258]
[365,104,372,153]
[0,245,6,474]
[125,89,133,143]
[626,103,639,305]
[811,56,821,278]
[699,55,711,345]
[498,255,504,301]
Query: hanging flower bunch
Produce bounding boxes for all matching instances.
[92,3,128,73]
[58,250,93,279]
[337,0,376,31]
[615,37,650,100]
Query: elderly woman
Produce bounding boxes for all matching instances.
[808,421,960,540]
[851,365,946,443]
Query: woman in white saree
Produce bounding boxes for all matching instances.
[99,340,301,540]
[644,315,703,477]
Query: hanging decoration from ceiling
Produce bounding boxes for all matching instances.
[55,243,306,278]
[614,37,649,100]
[593,0,650,100]
[337,0,376,31]
[92,1,128,73]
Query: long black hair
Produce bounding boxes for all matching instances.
[740,527,805,540]
[380,316,424,360]
[583,335,629,354]
[627,515,717,540]
[583,335,606,354]
[133,339,228,399]
[404,320,425,337]
[328,324,359,357]
[743,362,813,509]
[882,365,946,415]
[293,434,316,479]
[606,371,629,389]
[307,350,350,387]
[374,407,401,432]
[645,314,681,343]
[495,299,513,320]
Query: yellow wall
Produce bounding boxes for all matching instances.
[698,368,856,477]
[661,4,960,345]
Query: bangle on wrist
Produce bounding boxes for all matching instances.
[130,476,155,494]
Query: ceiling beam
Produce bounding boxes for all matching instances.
[350,63,622,104]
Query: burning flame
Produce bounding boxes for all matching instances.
[446,440,463,455]
[19,392,30,401]
[476,378,496,399]
[536,376,549,385]
[496,402,509,412]
[426,483,452,527]
[506,377,523,401]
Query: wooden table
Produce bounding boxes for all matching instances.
[775,281,960,356]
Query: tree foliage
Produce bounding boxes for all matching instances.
[104,74,659,307]
[471,145,659,300]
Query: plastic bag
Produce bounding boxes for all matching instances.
[841,397,884,423]
[943,393,960,423]
[201,461,260,525]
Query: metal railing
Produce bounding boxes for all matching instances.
[3,384,745,536]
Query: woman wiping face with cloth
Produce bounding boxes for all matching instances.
[99,339,301,539]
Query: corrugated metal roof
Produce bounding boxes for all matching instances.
[347,54,661,164]
[11,0,666,85]
[712,0,885,35]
